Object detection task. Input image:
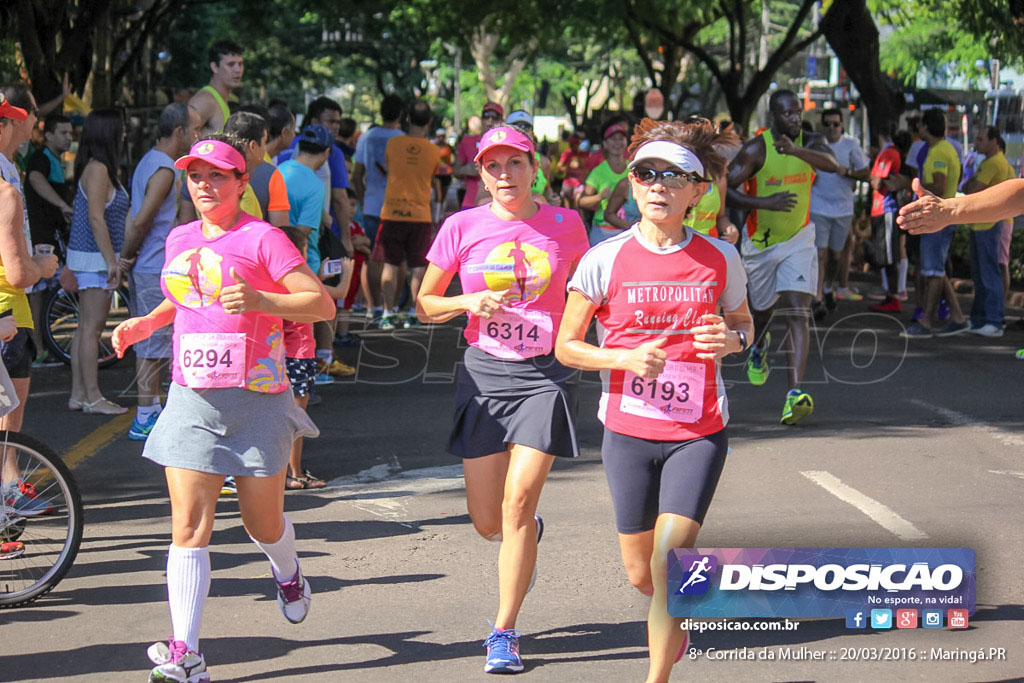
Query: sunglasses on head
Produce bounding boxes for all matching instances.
[631,166,705,188]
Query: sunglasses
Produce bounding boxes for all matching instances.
[631,166,705,188]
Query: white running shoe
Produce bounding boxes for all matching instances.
[147,640,210,683]
[276,564,312,624]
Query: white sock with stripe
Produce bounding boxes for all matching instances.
[251,516,298,582]
[166,545,210,653]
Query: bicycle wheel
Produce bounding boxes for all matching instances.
[43,286,130,368]
[0,431,84,608]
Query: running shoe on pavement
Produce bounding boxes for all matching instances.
[526,514,543,594]
[934,320,969,337]
[835,287,863,301]
[967,323,1003,338]
[1,479,53,516]
[129,412,160,441]
[1,540,25,560]
[780,389,814,425]
[483,626,524,674]
[147,640,210,683]
[326,360,355,377]
[745,332,770,386]
[276,563,312,624]
[899,322,933,339]
[869,297,902,313]
[220,476,237,496]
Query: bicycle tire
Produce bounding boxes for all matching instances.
[0,431,84,608]
[42,286,130,368]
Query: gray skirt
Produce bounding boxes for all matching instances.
[449,346,580,460]
[143,382,319,477]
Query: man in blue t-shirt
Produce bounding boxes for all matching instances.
[278,125,331,275]
[277,96,352,255]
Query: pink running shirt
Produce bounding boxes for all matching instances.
[456,134,482,207]
[427,204,589,358]
[161,216,306,393]
[568,226,747,441]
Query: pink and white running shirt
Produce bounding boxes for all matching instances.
[427,203,589,359]
[568,225,747,441]
[161,215,305,393]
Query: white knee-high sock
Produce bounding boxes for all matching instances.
[166,545,210,653]
[250,516,298,582]
[898,258,909,293]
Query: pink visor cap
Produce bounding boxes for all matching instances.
[474,126,535,163]
[174,139,247,174]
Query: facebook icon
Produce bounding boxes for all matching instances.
[845,609,866,629]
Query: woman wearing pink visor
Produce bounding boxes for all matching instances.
[417,126,589,674]
[557,118,752,682]
[112,136,335,683]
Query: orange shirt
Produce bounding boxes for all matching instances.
[268,168,290,213]
[381,135,441,223]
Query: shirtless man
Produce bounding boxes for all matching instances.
[189,40,244,135]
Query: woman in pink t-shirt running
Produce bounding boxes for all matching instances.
[112,136,335,683]
[417,126,589,674]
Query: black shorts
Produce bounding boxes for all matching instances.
[870,213,898,267]
[0,328,35,379]
[601,427,728,533]
[286,357,316,398]
[372,220,432,267]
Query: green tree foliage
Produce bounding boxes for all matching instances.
[874,0,1024,85]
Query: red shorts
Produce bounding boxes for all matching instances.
[372,220,432,267]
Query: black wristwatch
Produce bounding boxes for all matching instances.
[736,330,749,352]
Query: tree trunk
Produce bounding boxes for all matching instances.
[821,0,903,144]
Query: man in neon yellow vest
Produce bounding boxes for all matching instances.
[189,40,243,136]
[726,89,841,425]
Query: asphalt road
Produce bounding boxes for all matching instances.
[2,290,1023,682]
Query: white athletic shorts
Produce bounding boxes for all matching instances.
[740,224,818,312]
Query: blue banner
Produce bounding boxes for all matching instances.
[667,548,976,618]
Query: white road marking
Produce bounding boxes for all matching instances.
[911,399,1024,448]
[801,470,929,540]
[988,470,1024,481]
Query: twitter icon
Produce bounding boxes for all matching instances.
[871,609,893,629]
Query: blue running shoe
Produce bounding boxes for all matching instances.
[128,412,159,441]
[1,479,53,516]
[483,627,524,673]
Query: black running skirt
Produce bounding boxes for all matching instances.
[448,346,580,459]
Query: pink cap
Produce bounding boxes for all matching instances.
[174,139,246,174]
[603,121,630,139]
[0,92,27,121]
[474,126,535,163]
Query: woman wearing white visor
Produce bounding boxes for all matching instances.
[557,118,753,682]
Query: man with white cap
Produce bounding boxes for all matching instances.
[726,89,840,425]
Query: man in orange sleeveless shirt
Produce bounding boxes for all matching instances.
[726,89,840,425]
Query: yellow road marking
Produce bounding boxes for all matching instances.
[64,413,134,469]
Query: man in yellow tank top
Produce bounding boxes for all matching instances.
[188,40,243,136]
[725,89,841,425]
